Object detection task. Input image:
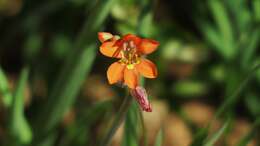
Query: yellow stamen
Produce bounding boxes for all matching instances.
[119,40,141,69]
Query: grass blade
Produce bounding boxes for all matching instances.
[35,0,118,137]
[100,92,132,146]
[215,64,260,118]
[241,29,260,68]
[0,67,12,107]
[122,102,140,146]
[199,22,223,54]
[154,128,163,146]
[253,0,260,21]
[203,118,231,146]
[208,0,235,59]
[9,68,32,145]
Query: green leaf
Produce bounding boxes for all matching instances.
[241,29,260,68]
[203,118,231,146]
[226,0,251,32]
[200,22,223,54]
[39,44,97,133]
[245,94,260,116]
[215,64,260,118]
[253,0,260,21]
[0,67,12,107]
[100,92,132,146]
[208,0,235,59]
[138,12,157,37]
[35,0,118,138]
[154,129,163,146]
[9,68,32,145]
[122,102,140,146]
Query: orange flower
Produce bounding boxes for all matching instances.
[98,32,159,89]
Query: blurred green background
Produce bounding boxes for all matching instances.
[0,0,260,146]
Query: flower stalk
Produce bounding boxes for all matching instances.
[100,90,133,146]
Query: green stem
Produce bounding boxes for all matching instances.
[138,108,148,146]
[100,90,133,146]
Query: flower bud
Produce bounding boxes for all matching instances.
[130,86,152,112]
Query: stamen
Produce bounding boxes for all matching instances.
[129,40,135,49]
[123,42,128,51]
[119,40,140,67]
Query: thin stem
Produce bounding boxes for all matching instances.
[138,108,148,146]
[100,90,133,146]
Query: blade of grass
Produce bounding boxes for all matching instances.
[9,68,32,145]
[241,29,260,68]
[203,118,231,146]
[122,102,140,146]
[215,64,260,118]
[100,91,133,146]
[253,0,260,21]
[192,63,260,145]
[199,22,223,54]
[154,128,163,146]
[208,0,235,59]
[137,107,148,146]
[0,67,12,107]
[35,0,117,137]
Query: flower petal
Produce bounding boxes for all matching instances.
[139,39,159,55]
[124,68,138,89]
[98,32,113,43]
[107,62,125,84]
[99,41,121,58]
[136,58,158,78]
[123,34,142,44]
[114,34,142,47]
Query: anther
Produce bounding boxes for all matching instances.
[129,40,135,49]
[123,42,128,51]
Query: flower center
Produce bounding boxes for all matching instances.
[119,40,140,69]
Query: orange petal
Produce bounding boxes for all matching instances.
[99,41,121,58]
[98,32,113,43]
[107,62,125,84]
[139,39,159,55]
[136,58,158,78]
[123,34,141,43]
[124,68,138,89]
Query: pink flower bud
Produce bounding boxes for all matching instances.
[130,86,152,112]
